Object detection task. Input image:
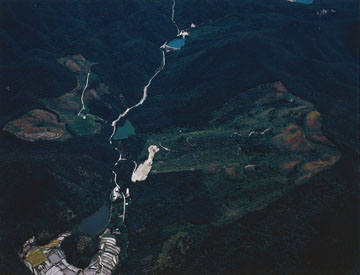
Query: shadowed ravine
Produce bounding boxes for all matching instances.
[12,0,358,274]
[19,1,191,274]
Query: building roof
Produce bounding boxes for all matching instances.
[62,268,76,275]
[49,252,62,264]
[25,248,46,267]
[45,265,61,275]
[40,239,61,249]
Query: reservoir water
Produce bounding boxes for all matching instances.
[114,120,135,140]
[78,204,110,236]
[167,37,186,49]
[290,0,313,4]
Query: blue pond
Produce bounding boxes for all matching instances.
[79,204,110,236]
[167,37,186,49]
[290,0,313,4]
[114,120,135,140]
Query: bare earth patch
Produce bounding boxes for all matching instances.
[3,109,70,142]
[305,111,322,129]
[272,124,312,151]
[3,54,115,142]
[281,160,300,170]
[137,81,340,224]
[131,145,160,182]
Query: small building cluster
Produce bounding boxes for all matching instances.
[111,187,130,203]
[85,229,121,275]
[20,229,122,275]
[19,232,81,275]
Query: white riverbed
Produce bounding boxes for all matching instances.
[131,145,159,182]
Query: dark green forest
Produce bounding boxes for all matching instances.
[0,0,358,274]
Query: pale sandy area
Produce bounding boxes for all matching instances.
[131,145,159,182]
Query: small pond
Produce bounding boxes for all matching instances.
[167,37,186,49]
[114,120,135,140]
[289,0,313,4]
[78,204,110,236]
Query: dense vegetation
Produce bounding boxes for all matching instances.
[0,0,358,274]
[61,230,100,268]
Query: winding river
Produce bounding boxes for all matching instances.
[20,1,192,274]
[109,0,190,215]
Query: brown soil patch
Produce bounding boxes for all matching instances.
[302,160,328,173]
[72,54,86,61]
[85,89,100,101]
[255,92,279,104]
[272,124,311,151]
[96,83,110,94]
[305,111,321,129]
[273,81,288,92]
[254,203,269,211]
[208,163,220,173]
[295,174,313,186]
[57,54,94,75]
[302,155,340,173]
[281,161,299,170]
[296,154,340,185]
[3,109,68,141]
[225,167,237,178]
[57,93,81,111]
[64,59,81,73]
[309,134,329,143]
[224,207,240,217]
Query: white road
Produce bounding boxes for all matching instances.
[77,72,90,118]
[109,50,166,144]
[172,0,180,35]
